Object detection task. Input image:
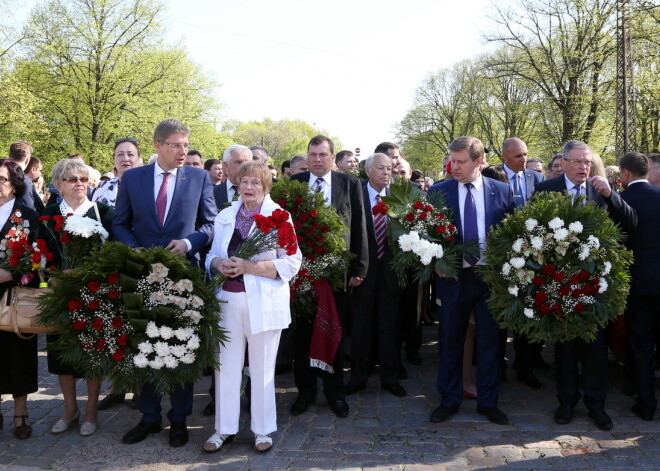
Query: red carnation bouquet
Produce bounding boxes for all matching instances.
[39,213,109,270]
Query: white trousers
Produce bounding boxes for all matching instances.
[215,290,282,436]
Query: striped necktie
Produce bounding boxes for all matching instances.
[374,194,386,260]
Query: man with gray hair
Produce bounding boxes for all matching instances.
[213,145,251,209]
[534,139,636,431]
[646,154,660,187]
[250,145,269,164]
[289,154,308,175]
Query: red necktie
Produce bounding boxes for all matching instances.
[156,172,171,227]
[374,195,386,260]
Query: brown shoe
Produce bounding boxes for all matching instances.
[13,415,32,440]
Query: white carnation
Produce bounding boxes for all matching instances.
[159,326,174,340]
[510,257,526,269]
[146,321,160,338]
[501,262,511,276]
[154,341,171,357]
[548,217,564,230]
[568,221,583,233]
[530,236,543,250]
[137,342,154,354]
[553,228,569,241]
[512,239,524,253]
[524,308,535,319]
[63,215,109,241]
[598,278,608,293]
[525,219,538,231]
[149,357,164,370]
[587,235,600,249]
[578,244,591,261]
[601,261,612,276]
[398,232,419,252]
[133,353,149,368]
[508,286,519,296]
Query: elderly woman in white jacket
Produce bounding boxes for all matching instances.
[203,161,301,454]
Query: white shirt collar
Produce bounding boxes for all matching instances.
[154,162,178,177]
[502,163,523,179]
[367,182,386,203]
[309,171,331,185]
[564,174,585,190]
[627,179,648,187]
[461,175,484,191]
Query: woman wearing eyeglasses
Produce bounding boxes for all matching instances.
[92,138,142,207]
[43,158,114,437]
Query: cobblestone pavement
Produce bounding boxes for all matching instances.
[1,328,659,471]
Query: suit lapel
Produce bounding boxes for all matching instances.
[483,177,495,231]
[165,166,188,226]
[362,181,375,239]
[330,172,343,209]
[445,179,462,235]
[524,171,534,200]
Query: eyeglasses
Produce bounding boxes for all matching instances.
[62,176,89,183]
[115,137,138,145]
[158,140,190,151]
[563,158,592,166]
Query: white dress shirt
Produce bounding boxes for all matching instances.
[503,163,527,203]
[308,171,332,205]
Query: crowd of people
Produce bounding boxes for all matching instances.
[1,121,659,455]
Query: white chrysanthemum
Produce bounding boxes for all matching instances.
[530,236,543,250]
[510,257,526,269]
[154,341,171,357]
[146,321,160,338]
[174,327,194,341]
[587,235,600,249]
[501,262,511,276]
[63,215,109,241]
[170,345,187,358]
[548,217,564,230]
[133,353,149,368]
[578,244,591,261]
[181,353,195,364]
[553,228,569,241]
[137,342,154,354]
[512,239,524,253]
[508,286,519,296]
[525,219,538,231]
[568,221,583,233]
[159,326,174,340]
[601,261,612,275]
[187,335,200,350]
[163,355,179,369]
[524,308,535,319]
[149,357,164,370]
[598,278,608,293]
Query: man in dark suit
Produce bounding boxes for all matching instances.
[212,145,251,210]
[290,135,368,418]
[114,118,217,447]
[346,153,405,397]
[534,139,636,430]
[618,152,660,421]
[7,141,41,213]
[428,136,515,425]
[497,138,547,389]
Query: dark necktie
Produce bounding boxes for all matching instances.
[156,172,170,227]
[512,173,524,206]
[374,195,386,260]
[463,182,479,266]
[313,177,324,193]
[231,184,239,201]
[573,184,582,204]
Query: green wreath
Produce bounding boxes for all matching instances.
[478,191,632,344]
[38,242,226,395]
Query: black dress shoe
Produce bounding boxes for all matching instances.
[381,382,407,397]
[345,382,367,395]
[398,365,408,380]
[588,408,613,430]
[554,403,574,424]
[477,407,510,425]
[406,350,422,366]
[517,371,543,389]
[430,405,458,423]
[202,401,215,416]
[290,396,313,416]
[122,421,162,444]
[98,393,125,411]
[329,399,349,418]
[632,403,655,421]
[169,422,189,447]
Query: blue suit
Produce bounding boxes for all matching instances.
[113,163,217,425]
[428,177,515,409]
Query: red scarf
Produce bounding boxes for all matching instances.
[309,279,342,373]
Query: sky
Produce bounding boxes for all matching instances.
[164,0,495,155]
[17,0,496,157]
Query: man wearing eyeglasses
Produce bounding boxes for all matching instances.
[114,118,217,448]
[534,139,636,431]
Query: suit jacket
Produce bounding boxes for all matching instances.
[291,171,368,279]
[359,180,400,293]
[113,164,217,257]
[620,181,660,295]
[428,176,515,304]
[16,176,37,213]
[534,176,637,235]
[497,165,544,202]
[213,181,229,210]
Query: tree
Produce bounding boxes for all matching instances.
[15,0,221,171]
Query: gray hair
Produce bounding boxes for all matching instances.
[249,145,268,157]
[223,144,250,163]
[527,157,543,165]
[290,154,306,166]
[364,153,390,170]
[548,153,563,170]
[51,158,90,188]
[562,140,591,160]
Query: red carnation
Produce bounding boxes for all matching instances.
[578,270,590,281]
[571,289,582,299]
[447,235,455,242]
[309,210,318,218]
[107,272,119,284]
[436,225,446,234]
[277,199,287,207]
[405,213,415,222]
[304,229,313,236]
[59,233,71,244]
[108,289,120,299]
[95,338,106,350]
[112,348,125,362]
[295,197,304,205]
[111,317,123,329]
[315,235,325,242]
[116,334,128,346]
[38,215,51,221]
[68,299,83,311]
[73,319,86,330]
[448,224,456,231]
[92,318,103,330]
[413,201,424,210]
[559,285,571,296]
[419,212,428,221]
[539,304,551,315]
[534,291,548,304]
[553,272,566,283]
[88,281,101,292]
[436,213,446,220]
[552,304,561,313]
[532,276,545,286]
[573,303,585,313]
[425,204,433,212]
[88,299,100,310]
[320,225,330,233]
[569,274,581,285]
[590,276,600,285]
[313,245,324,253]
[542,264,556,275]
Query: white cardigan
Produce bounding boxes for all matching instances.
[205,194,302,334]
